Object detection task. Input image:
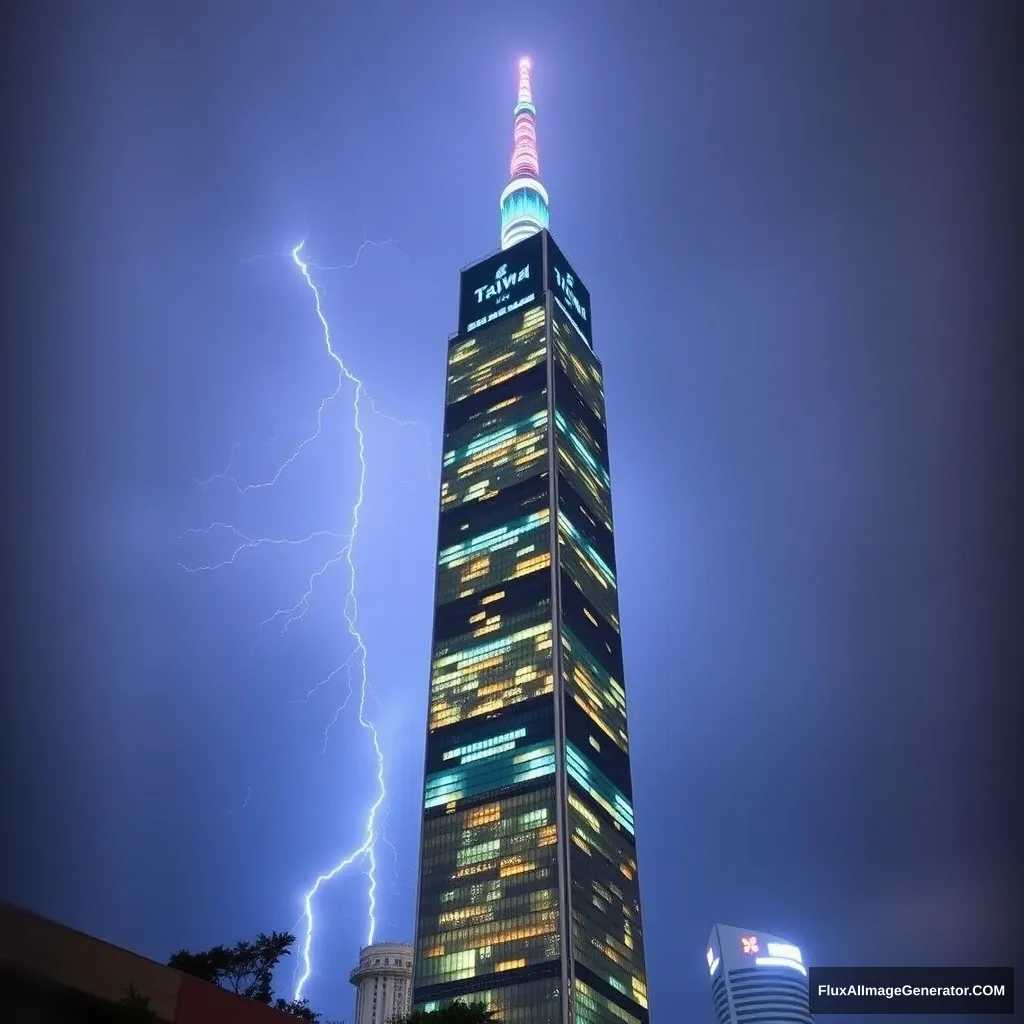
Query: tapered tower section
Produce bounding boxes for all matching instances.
[500,58,550,250]
[412,60,650,1024]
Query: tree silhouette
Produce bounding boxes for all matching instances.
[274,996,323,1021]
[388,1000,496,1023]
[117,983,158,1022]
[168,931,307,1011]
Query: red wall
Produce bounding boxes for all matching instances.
[174,974,302,1024]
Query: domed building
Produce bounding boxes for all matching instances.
[349,942,413,1024]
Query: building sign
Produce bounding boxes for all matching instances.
[756,940,806,975]
[707,946,721,977]
[766,942,802,964]
[458,232,544,336]
[545,234,592,347]
[741,936,759,955]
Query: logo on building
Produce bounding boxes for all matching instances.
[474,262,531,305]
[741,936,759,955]
[552,265,588,323]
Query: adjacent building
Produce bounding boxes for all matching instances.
[707,923,814,1024]
[411,58,651,1024]
[350,942,413,1024]
[0,901,305,1024]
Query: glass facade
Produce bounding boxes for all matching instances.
[415,232,649,1024]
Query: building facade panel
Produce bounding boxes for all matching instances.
[566,793,648,1013]
[441,409,549,511]
[573,977,646,1024]
[436,506,551,605]
[561,625,629,755]
[554,412,613,533]
[447,306,547,406]
[428,594,555,732]
[416,787,562,992]
[552,310,605,427]
[421,975,562,1024]
[557,513,619,632]
[423,700,557,810]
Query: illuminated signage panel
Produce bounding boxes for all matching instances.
[707,946,721,977]
[766,942,802,963]
[545,234,592,347]
[458,233,544,336]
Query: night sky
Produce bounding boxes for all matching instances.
[3,3,1019,1023]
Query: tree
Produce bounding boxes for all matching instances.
[168,930,298,1007]
[388,1000,496,1023]
[117,983,158,1022]
[274,996,322,1022]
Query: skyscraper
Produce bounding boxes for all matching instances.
[410,60,650,1024]
[707,924,814,1024]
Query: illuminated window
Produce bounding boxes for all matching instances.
[444,367,546,454]
[566,741,635,836]
[561,627,629,753]
[414,789,561,991]
[573,978,645,1024]
[429,601,554,731]
[436,507,552,605]
[568,786,648,1010]
[555,409,610,485]
[552,309,605,425]
[441,410,550,511]
[415,978,560,1024]
[447,306,547,406]
[558,512,620,631]
[554,394,608,478]
[561,583,624,683]
[553,361,608,456]
[424,739,556,809]
[556,444,612,533]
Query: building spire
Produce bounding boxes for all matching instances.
[500,57,550,250]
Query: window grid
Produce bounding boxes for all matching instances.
[557,444,613,533]
[419,978,561,1024]
[448,306,547,405]
[559,520,620,633]
[574,978,645,1024]
[445,387,547,457]
[562,628,629,754]
[429,602,554,731]
[436,509,551,605]
[566,742,635,836]
[424,740,556,809]
[552,310,605,425]
[555,411,610,486]
[557,405,608,476]
[416,789,561,990]
[442,414,550,510]
[555,409,613,532]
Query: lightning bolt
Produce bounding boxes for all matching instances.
[286,240,387,1000]
[179,236,425,1005]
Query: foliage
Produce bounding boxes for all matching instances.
[274,996,322,1022]
[389,1000,496,1023]
[117,983,158,1021]
[168,930,297,1006]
